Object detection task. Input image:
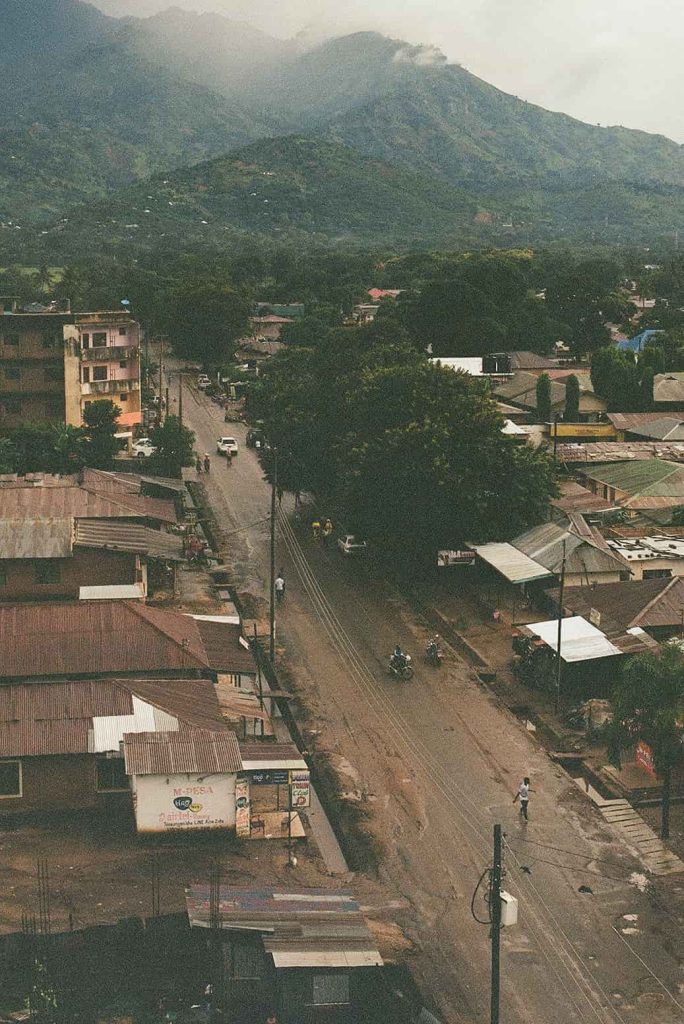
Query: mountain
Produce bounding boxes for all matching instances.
[0,0,273,221]
[32,136,480,257]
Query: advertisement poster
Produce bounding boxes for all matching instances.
[635,740,656,777]
[290,770,311,808]
[235,776,251,838]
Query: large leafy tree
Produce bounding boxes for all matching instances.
[563,374,580,422]
[545,257,625,356]
[607,645,684,839]
[83,400,121,470]
[249,326,557,568]
[148,415,196,479]
[536,373,552,422]
[161,281,250,366]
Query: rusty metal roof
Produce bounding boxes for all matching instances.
[74,519,184,559]
[0,677,226,757]
[193,618,256,674]
[550,577,684,633]
[557,442,684,464]
[185,886,383,968]
[0,518,73,559]
[124,729,242,775]
[0,476,177,524]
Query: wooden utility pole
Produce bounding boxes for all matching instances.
[555,540,567,714]
[269,449,278,664]
[490,824,503,1024]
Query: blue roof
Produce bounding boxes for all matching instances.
[616,329,665,353]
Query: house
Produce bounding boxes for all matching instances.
[0,675,235,819]
[577,459,684,512]
[653,373,684,411]
[605,412,682,440]
[547,576,684,640]
[605,535,684,581]
[249,315,295,341]
[367,288,402,301]
[0,517,184,602]
[554,441,684,465]
[65,311,142,427]
[620,418,684,442]
[185,885,384,1024]
[513,615,657,697]
[471,515,627,615]
[551,480,620,518]
[493,371,607,422]
[616,329,665,354]
[0,601,258,688]
[350,304,379,324]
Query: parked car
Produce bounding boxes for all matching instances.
[197,374,211,390]
[337,534,367,556]
[246,428,266,449]
[132,438,157,459]
[216,436,239,456]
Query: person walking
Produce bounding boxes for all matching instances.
[195,455,203,474]
[275,572,285,602]
[311,518,321,540]
[204,454,211,473]
[513,777,532,821]
[322,518,333,546]
[277,486,284,507]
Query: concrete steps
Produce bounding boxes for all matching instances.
[572,780,684,876]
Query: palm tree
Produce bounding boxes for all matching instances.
[607,644,684,839]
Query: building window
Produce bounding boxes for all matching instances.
[5,367,20,381]
[311,974,350,1006]
[82,367,90,384]
[119,360,128,369]
[0,761,22,798]
[81,333,90,347]
[96,757,129,792]
[2,397,21,415]
[119,393,128,402]
[118,326,127,336]
[643,568,672,580]
[93,366,108,382]
[93,332,107,346]
[2,332,19,346]
[34,561,61,584]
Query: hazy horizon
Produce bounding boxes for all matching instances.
[93,0,684,144]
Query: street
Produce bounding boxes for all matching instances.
[173,371,684,1024]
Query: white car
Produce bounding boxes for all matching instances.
[216,436,238,456]
[197,374,211,390]
[337,534,367,556]
[132,438,157,459]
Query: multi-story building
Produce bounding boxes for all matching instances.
[66,310,142,426]
[0,297,78,428]
[0,299,141,429]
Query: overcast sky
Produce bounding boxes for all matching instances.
[96,0,683,143]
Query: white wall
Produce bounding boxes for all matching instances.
[133,772,236,832]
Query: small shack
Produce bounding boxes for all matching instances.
[186,886,384,1024]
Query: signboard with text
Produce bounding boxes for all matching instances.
[635,740,656,777]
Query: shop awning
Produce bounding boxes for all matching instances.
[524,616,622,662]
[472,542,553,585]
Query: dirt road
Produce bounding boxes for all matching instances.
[176,374,684,1024]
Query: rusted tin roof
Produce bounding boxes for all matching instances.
[0,518,73,559]
[124,729,242,775]
[0,602,254,679]
[74,518,184,559]
[0,476,177,524]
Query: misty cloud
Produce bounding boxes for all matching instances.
[94,0,684,141]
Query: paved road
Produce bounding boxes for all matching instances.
[173,370,684,1024]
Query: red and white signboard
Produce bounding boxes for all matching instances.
[635,740,656,777]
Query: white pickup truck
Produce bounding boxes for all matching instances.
[216,436,238,456]
[337,534,367,556]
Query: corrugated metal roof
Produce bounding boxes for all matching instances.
[557,442,684,464]
[79,583,145,600]
[513,520,627,575]
[0,518,73,559]
[191,618,257,674]
[0,677,225,757]
[471,542,552,584]
[185,886,382,968]
[653,373,684,403]
[0,477,177,524]
[551,481,618,514]
[550,577,684,632]
[606,413,672,430]
[524,616,622,662]
[124,729,242,775]
[74,519,184,559]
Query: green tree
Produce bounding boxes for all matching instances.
[536,373,552,422]
[83,400,121,469]
[149,415,195,478]
[0,437,17,474]
[51,423,87,473]
[590,347,643,411]
[162,281,250,366]
[563,374,580,422]
[607,645,684,839]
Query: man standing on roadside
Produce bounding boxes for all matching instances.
[275,571,285,602]
[513,777,532,821]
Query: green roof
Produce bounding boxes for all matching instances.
[583,459,684,498]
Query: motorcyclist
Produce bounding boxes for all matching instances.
[391,645,407,671]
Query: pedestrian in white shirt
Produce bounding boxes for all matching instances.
[513,777,532,821]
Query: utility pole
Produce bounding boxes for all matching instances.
[555,540,567,714]
[553,413,559,462]
[490,824,503,1024]
[269,448,278,664]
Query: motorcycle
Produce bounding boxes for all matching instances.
[425,636,443,667]
[389,653,414,681]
